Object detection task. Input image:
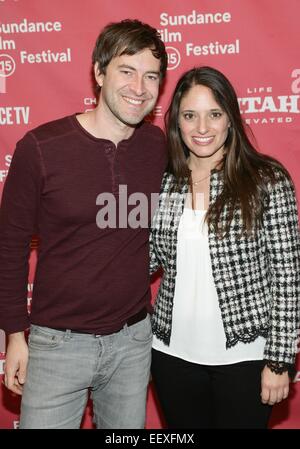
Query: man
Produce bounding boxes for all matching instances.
[0,19,167,429]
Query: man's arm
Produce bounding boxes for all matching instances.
[0,132,43,334]
[4,331,28,395]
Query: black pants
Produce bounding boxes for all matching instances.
[151,349,273,429]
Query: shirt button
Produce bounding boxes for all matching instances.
[105,144,115,154]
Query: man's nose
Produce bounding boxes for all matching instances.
[130,75,146,96]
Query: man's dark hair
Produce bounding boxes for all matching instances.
[92,19,168,85]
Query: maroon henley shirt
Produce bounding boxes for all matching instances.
[0,114,167,334]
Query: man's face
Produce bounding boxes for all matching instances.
[96,48,161,126]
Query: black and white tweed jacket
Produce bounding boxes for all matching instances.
[150,169,300,365]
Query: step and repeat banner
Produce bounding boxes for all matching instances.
[0,0,299,429]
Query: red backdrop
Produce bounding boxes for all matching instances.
[0,0,299,429]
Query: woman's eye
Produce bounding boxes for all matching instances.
[210,112,222,118]
[183,113,194,120]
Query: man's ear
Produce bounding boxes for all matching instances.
[94,62,104,87]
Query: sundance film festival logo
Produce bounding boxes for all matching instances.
[166,46,181,70]
[0,17,69,92]
[159,9,238,60]
[0,54,16,93]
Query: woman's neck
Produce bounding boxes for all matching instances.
[188,154,223,174]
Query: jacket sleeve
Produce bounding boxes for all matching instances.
[149,172,171,276]
[149,226,161,275]
[0,132,44,334]
[263,171,300,367]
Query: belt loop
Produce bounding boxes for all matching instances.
[65,329,72,340]
[122,322,129,337]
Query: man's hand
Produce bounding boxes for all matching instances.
[4,332,28,395]
[261,364,289,405]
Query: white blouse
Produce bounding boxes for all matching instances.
[152,207,266,364]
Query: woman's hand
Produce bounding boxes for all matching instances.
[261,365,289,405]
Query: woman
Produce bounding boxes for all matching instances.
[150,66,299,429]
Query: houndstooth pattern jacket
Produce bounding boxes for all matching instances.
[150,168,300,365]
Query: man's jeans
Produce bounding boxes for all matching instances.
[20,314,152,429]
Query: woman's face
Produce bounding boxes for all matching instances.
[178,84,230,163]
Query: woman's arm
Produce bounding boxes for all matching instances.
[149,227,161,275]
[263,170,300,369]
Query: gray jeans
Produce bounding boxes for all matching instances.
[20,315,152,429]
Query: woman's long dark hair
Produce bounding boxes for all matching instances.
[165,66,291,235]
